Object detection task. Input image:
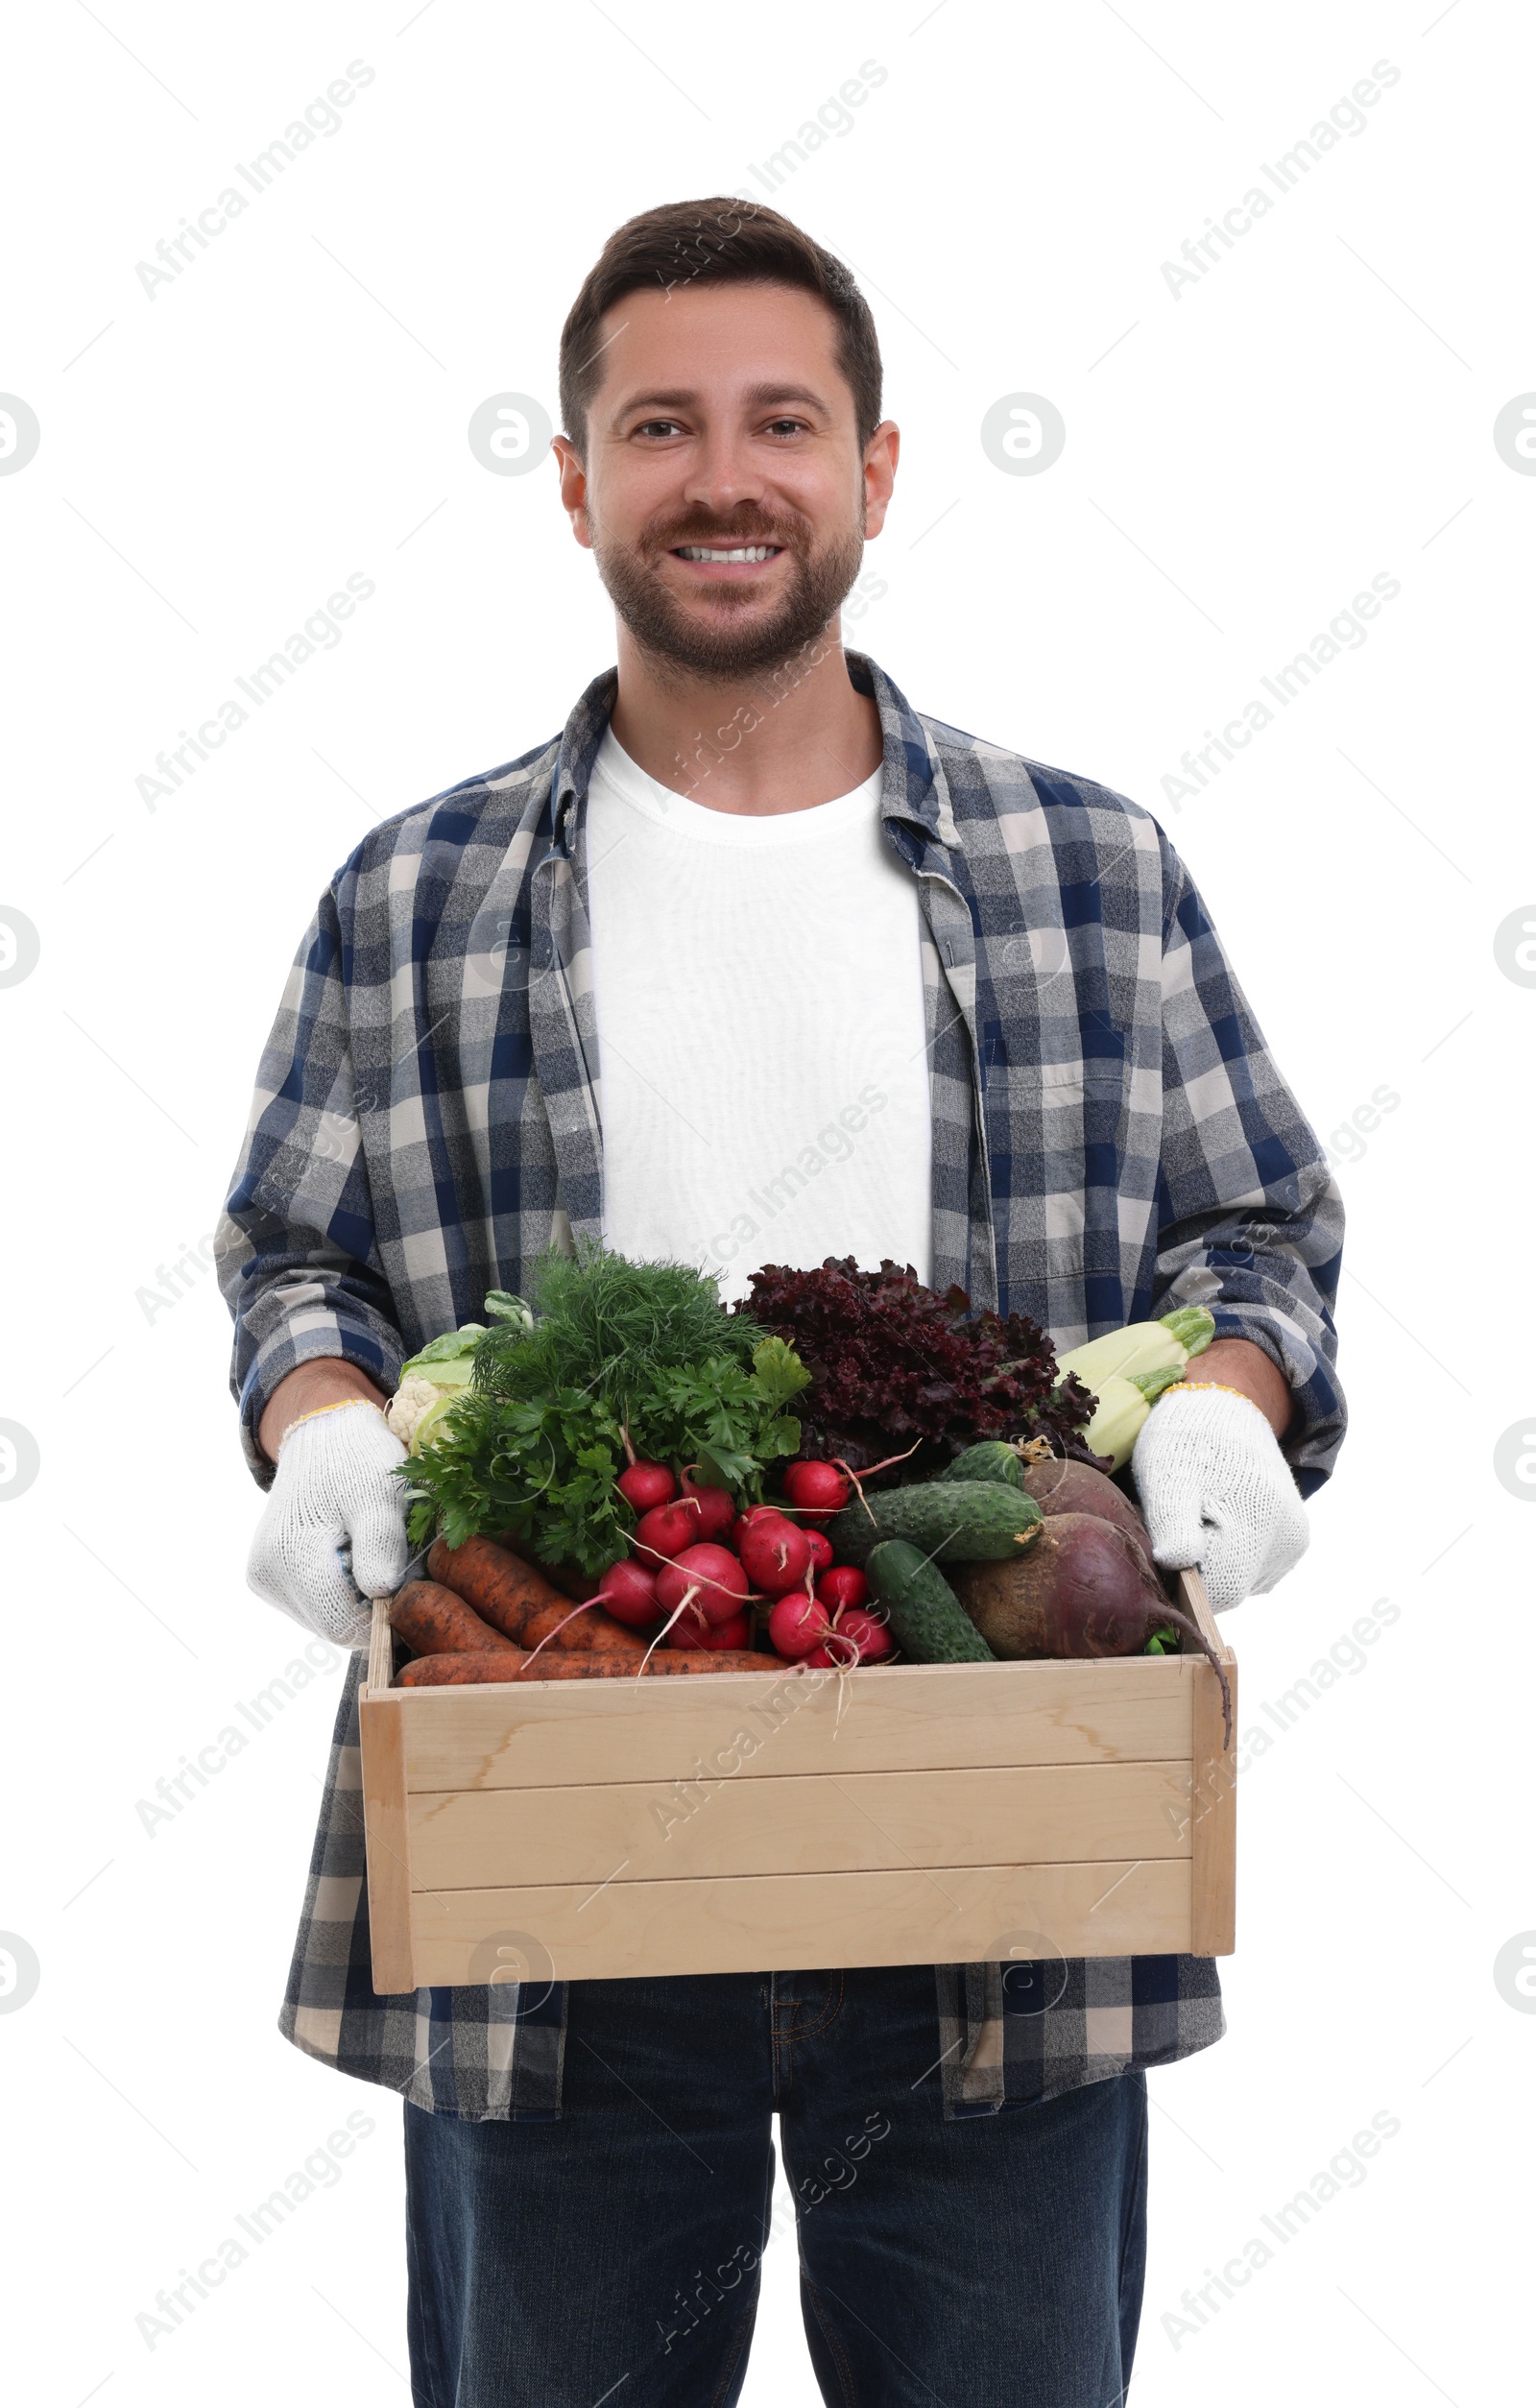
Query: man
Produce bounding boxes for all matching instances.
[219,197,1343,2407]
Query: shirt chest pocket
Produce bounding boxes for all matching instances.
[984,1055,1134,1273]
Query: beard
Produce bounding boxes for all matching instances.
[588,498,866,682]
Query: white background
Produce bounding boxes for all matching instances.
[1,1,1530,2401]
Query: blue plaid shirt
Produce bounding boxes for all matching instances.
[218,649,1344,2120]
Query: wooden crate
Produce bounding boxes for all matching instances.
[358,1569,1236,1991]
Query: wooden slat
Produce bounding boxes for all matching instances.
[1181,1569,1238,1956]
[366,1597,394,1696]
[359,1696,416,1993]
[1177,1566,1227,1659]
[410,1858,1193,1983]
[400,1654,1197,1792]
[408,1760,1194,1890]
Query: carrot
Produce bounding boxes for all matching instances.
[399,1649,530,1686]
[527,1649,788,1680]
[390,1579,521,1658]
[518,1594,648,1656]
[429,1534,646,1656]
[397,1648,789,1686]
[492,1531,601,1602]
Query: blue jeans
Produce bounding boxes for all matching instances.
[405,1964,1147,2407]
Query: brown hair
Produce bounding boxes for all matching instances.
[558,197,883,456]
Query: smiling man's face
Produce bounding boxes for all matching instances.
[555,280,896,681]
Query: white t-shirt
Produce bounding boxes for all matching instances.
[585,727,933,1304]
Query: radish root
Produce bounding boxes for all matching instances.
[635,1587,699,1683]
[837,1439,922,1525]
[519,1598,598,1672]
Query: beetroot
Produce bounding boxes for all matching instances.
[1020,1459,1154,1557]
[951,1513,1231,1743]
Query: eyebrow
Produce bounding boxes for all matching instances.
[612,383,833,421]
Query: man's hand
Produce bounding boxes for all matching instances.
[257,1359,390,1464]
[1131,1337,1308,1610]
[248,1366,407,1649]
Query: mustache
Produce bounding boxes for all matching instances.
[644,514,804,555]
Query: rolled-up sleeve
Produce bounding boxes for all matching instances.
[216,886,405,1488]
[1152,853,1345,1497]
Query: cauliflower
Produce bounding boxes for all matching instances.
[385,1293,530,1454]
[386,1374,454,1452]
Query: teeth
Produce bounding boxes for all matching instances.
[677,545,778,563]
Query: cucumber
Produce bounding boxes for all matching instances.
[827,1481,1043,1566]
[865,1541,995,1663]
[948,1440,1025,1489]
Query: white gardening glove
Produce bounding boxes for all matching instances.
[247,1400,409,1649]
[1131,1384,1309,1611]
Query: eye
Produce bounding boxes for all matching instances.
[632,418,686,440]
[763,417,809,438]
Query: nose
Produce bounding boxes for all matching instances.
[680,427,769,521]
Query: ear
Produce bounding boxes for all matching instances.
[551,435,592,549]
[861,421,900,541]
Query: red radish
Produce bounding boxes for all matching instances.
[689,1610,751,1651]
[633,1499,703,1560]
[808,1624,866,1670]
[803,1529,834,1577]
[767,1591,830,1659]
[617,1459,675,1512]
[818,1564,869,1613]
[657,1544,748,1625]
[833,1605,893,1663]
[782,1460,851,1515]
[732,1504,780,1549]
[594,1560,663,1627]
[679,1469,734,1538]
[665,1595,709,1645]
[738,1513,811,1598]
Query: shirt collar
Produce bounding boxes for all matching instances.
[547,647,957,856]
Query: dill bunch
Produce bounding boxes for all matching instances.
[472,1241,757,1408]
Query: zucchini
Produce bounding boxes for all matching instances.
[948,1439,1025,1488]
[1158,1306,1214,1358]
[827,1481,1043,1566]
[1055,1306,1215,1394]
[1078,1361,1188,1470]
[865,1541,995,1663]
